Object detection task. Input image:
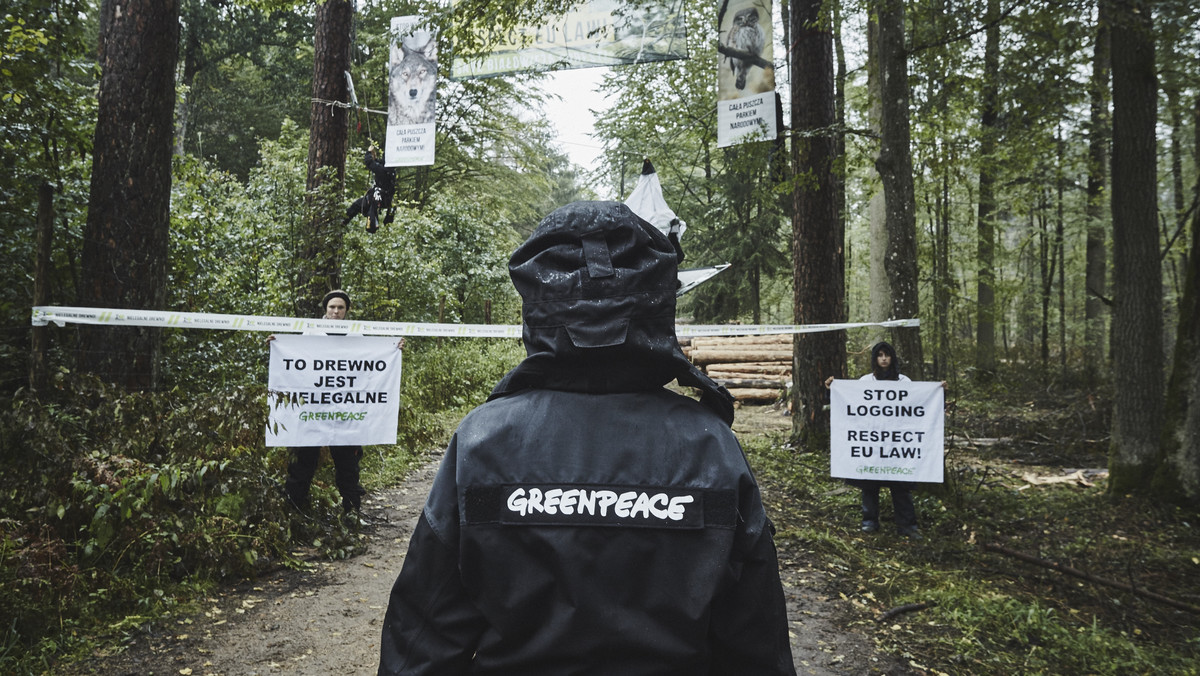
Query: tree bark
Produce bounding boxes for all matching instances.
[873,0,923,379]
[30,183,54,393]
[1157,96,1200,503]
[297,0,353,316]
[1107,0,1162,493]
[789,0,844,448]
[1085,0,1111,389]
[866,13,889,334]
[78,0,180,391]
[975,0,1000,377]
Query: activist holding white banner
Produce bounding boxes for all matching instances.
[826,341,945,539]
[268,290,404,526]
[268,334,403,447]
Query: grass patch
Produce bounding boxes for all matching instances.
[743,385,1200,676]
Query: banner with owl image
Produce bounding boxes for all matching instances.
[385,16,438,167]
[716,0,777,147]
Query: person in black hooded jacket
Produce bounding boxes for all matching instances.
[825,341,939,539]
[377,201,796,675]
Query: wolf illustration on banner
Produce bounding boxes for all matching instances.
[389,35,437,126]
[385,16,437,167]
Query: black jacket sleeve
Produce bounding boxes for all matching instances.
[377,511,487,676]
[707,518,797,675]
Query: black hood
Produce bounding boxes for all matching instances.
[489,201,734,424]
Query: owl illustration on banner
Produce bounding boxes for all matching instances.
[726,7,765,91]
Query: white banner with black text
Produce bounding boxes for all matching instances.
[267,335,402,447]
[829,379,944,483]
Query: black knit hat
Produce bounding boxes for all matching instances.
[322,289,351,312]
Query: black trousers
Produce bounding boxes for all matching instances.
[860,484,917,529]
[285,445,364,512]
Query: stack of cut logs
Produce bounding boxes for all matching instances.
[680,334,791,404]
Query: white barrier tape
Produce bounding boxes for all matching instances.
[32,306,918,338]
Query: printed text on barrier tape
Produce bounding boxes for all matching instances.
[32,306,918,338]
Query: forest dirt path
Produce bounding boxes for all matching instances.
[75,406,906,676]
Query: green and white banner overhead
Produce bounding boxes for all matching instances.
[449,0,688,79]
[716,0,777,147]
[267,335,403,447]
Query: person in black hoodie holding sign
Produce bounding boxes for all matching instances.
[826,341,941,539]
[377,202,796,675]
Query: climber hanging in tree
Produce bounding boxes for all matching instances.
[343,146,396,234]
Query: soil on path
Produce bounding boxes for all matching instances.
[72,406,909,676]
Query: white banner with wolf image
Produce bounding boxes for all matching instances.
[386,16,438,167]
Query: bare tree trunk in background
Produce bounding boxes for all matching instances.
[1085,0,1111,389]
[1156,96,1200,503]
[30,183,54,393]
[1107,0,1162,494]
[296,0,352,316]
[789,0,845,448]
[873,0,923,379]
[866,14,888,335]
[78,0,180,391]
[975,0,1000,378]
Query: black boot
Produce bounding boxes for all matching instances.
[860,486,880,532]
[892,487,921,539]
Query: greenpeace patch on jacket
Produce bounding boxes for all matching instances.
[464,484,737,530]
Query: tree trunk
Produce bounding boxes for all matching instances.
[296,0,353,316]
[1085,0,1111,389]
[1107,0,1162,493]
[78,0,180,391]
[1156,96,1200,503]
[789,0,844,448]
[30,183,54,393]
[866,13,889,334]
[975,0,1000,377]
[873,0,923,379]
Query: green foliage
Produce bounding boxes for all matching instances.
[591,1,791,325]
[0,0,96,397]
[0,373,373,669]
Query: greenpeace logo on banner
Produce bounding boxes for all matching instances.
[829,380,945,483]
[266,335,402,447]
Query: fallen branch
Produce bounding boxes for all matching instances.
[983,543,1200,615]
[875,601,936,623]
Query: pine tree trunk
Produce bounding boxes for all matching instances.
[1108,0,1162,493]
[975,0,1000,377]
[789,0,845,448]
[874,0,923,379]
[1156,96,1200,502]
[30,183,53,393]
[78,0,180,391]
[297,0,352,316]
[1085,0,1111,389]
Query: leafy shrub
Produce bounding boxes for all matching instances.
[0,372,369,669]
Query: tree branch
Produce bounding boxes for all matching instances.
[983,543,1200,615]
[875,601,936,623]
